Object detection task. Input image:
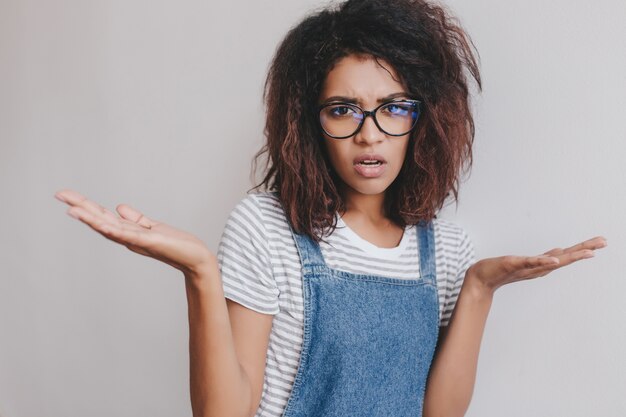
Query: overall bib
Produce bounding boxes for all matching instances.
[281,219,440,417]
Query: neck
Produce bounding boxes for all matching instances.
[339,185,388,224]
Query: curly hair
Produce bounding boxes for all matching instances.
[248,0,482,243]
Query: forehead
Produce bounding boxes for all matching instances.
[319,54,406,103]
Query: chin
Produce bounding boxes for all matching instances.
[343,178,392,196]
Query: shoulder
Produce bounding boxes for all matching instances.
[432,218,471,246]
[217,192,282,315]
[225,191,282,224]
[221,191,291,242]
[229,191,283,217]
[432,218,476,269]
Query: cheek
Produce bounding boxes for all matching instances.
[323,140,350,168]
[390,141,410,173]
[399,139,411,160]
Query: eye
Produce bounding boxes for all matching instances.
[381,102,414,117]
[327,105,358,118]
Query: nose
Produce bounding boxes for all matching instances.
[355,113,384,144]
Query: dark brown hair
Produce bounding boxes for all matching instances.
[249,0,482,242]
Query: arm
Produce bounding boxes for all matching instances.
[187,194,278,417]
[423,235,606,417]
[53,189,274,417]
[422,271,493,417]
[185,260,274,417]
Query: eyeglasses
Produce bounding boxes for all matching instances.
[318,99,422,139]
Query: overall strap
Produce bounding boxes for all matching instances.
[290,227,327,270]
[416,219,437,286]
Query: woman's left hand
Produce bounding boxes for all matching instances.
[466,236,608,296]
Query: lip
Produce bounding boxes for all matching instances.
[353,153,387,165]
[353,153,387,178]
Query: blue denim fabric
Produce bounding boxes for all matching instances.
[281,219,440,417]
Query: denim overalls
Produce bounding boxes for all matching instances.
[281,219,440,417]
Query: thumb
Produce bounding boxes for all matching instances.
[115,204,156,228]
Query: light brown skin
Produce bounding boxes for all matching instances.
[320,55,411,247]
[55,54,608,417]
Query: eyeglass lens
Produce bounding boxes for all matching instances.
[320,101,419,138]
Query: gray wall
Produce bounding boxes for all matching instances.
[1,0,624,416]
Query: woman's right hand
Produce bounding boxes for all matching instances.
[54,189,216,277]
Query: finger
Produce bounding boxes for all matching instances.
[68,206,155,249]
[67,205,144,236]
[115,204,156,229]
[55,189,81,203]
[93,220,154,254]
[522,248,596,278]
[57,190,119,225]
[67,204,122,231]
[523,259,565,278]
[552,248,596,267]
[539,236,607,263]
[66,205,117,233]
[79,199,120,224]
[561,236,608,254]
[543,247,565,257]
[100,220,157,249]
[490,255,558,280]
[503,255,560,271]
[55,189,93,207]
[530,249,594,272]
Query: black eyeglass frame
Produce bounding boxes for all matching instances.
[318,98,422,139]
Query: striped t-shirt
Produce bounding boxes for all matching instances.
[216,191,476,417]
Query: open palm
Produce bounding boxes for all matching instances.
[55,189,215,276]
[467,236,607,294]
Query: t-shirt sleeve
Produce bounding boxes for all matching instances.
[440,226,477,327]
[216,194,280,315]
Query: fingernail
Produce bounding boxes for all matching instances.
[55,193,66,202]
[583,251,595,258]
[67,210,79,219]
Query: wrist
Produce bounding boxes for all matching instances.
[463,269,495,302]
[184,255,219,289]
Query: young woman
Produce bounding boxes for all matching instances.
[54,0,607,416]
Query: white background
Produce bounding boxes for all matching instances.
[1,0,624,416]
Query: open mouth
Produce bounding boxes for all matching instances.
[353,153,387,166]
[355,159,384,167]
[353,155,387,178]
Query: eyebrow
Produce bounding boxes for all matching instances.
[320,92,409,105]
